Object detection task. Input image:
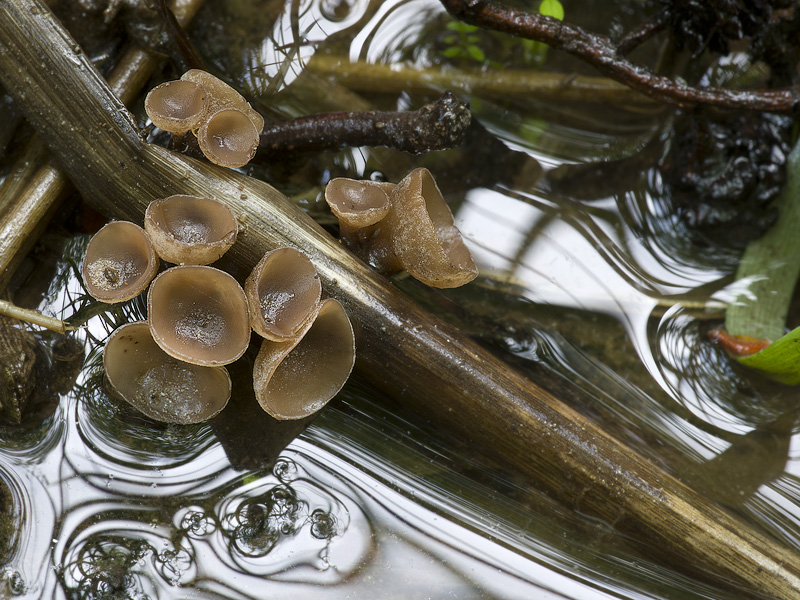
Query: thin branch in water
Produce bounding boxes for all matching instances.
[0,299,75,333]
[439,0,800,112]
[157,0,206,71]
[256,91,472,158]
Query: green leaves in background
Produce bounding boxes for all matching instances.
[523,0,565,65]
[442,21,486,64]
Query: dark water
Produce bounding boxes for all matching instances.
[2,0,800,598]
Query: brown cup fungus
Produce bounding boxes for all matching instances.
[197,108,260,169]
[253,298,355,420]
[104,322,231,424]
[180,69,264,133]
[324,169,477,288]
[144,195,238,265]
[82,221,159,303]
[324,178,391,230]
[148,265,251,366]
[144,80,207,135]
[385,167,478,288]
[245,248,322,342]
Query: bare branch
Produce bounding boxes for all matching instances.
[440,0,800,112]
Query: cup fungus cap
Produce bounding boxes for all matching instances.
[325,178,391,229]
[82,221,160,303]
[148,265,251,366]
[144,195,238,265]
[253,298,355,420]
[197,108,260,169]
[144,80,207,135]
[180,69,264,133]
[104,322,231,424]
[386,168,478,288]
[245,247,322,341]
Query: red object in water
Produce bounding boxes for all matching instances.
[707,328,772,357]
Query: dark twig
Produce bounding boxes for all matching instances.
[440,0,800,113]
[156,0,205,71]
[256,91,471,158]
[616,14,668,56]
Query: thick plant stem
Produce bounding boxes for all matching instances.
[2,1,800,598]
[0,0,204,294]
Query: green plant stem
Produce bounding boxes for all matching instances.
[2,2,800,598]
[725,139,800,341]
[307,54,659,108]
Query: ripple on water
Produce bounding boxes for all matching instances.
[71,378,229,497]
[207,456,372,581]
[0,460,55,599]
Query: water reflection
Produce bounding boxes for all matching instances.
[213,457,371,580]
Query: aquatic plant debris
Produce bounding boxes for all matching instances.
[721,135,800,383]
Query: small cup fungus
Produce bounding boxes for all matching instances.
[180,69,264,133]
[144,195,238,265]
[245,247,322,341]
[196,108,260,169]
[253,298,355,420]
[82,221,159,303]
[148,265,251,366]
[324,178,392,230]
[104,321,231,424]
[385,167,478,288]
[144,80,207,135]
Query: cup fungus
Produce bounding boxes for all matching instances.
[324,169,477,288]
[104,321,231,424]
[144,195,238,265]
[196,108,260,169]
[324,178,392,230]
[82,220,159,303]
[180,69,264,133]
[253,298,355,420]
[148,265,251,366]
[144,69,264,168]
[245,247,322,341]
[144,79,207,135]
[385,167,478,288]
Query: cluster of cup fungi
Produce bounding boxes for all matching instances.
[83,69,478,426]
[83,194,355,424]
[144,69,264,168]
[324,169,478,289]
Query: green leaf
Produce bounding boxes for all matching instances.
[441,47,463,58]
[737,326,800,385]
[539,0,565,21]
[467,44,486,62]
